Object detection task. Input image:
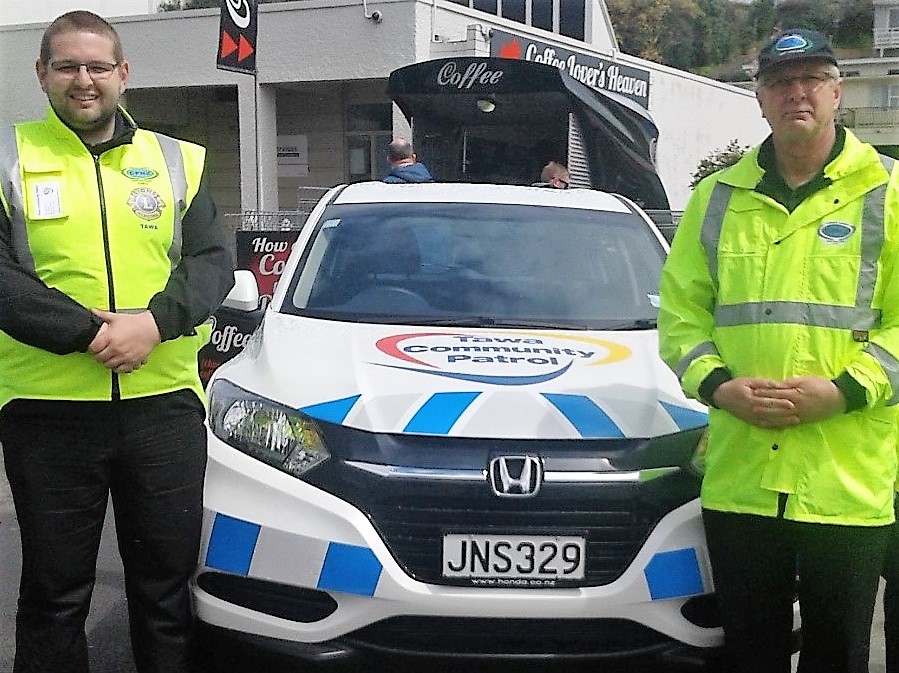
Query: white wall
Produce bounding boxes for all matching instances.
[643,61,769,208]
[0,0,162,26]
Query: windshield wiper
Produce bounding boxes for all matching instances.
[602,318,657,330]
[409,317,588,330]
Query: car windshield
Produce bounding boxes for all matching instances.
[283,201,666,329]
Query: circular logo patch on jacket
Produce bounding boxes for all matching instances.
[818,221,855,244]
[122,167,159,181]
[127,188,165,221]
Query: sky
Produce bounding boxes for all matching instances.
[0,0,165,26]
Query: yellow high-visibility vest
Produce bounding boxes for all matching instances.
[0,107,209,407]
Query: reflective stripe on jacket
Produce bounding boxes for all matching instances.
[0,107,208,405]
[659,129,899,526]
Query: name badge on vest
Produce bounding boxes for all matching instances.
[31,182,63,219]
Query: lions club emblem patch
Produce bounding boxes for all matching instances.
[127,187,165,221]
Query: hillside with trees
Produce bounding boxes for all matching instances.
[605,0,873,81]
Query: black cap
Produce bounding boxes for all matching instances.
[756,29,838,78]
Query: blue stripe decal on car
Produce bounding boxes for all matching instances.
[643,548,705,600]
[300,395,361,424]
[403,392,480,434]
[317,542,383,596]
[659,401,708,431]
[205,513,261,575]
[541,393,625,438]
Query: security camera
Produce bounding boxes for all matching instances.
[369,9,382,22]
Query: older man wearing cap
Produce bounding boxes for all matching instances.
[659,27,899,673]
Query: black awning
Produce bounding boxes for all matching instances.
[386,57,669,209]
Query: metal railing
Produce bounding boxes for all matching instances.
[838,106,899,128]
[875,27,899,53]
[222,211,307,260]
[221,187,333,257]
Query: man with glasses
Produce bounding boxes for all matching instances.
[659,28,899,673]
[0,10,233,673]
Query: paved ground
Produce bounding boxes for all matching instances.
[0,450,888,673]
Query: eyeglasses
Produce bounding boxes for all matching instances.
[49,60,120,79]
[760,72,835,94]
[551,177,570,189]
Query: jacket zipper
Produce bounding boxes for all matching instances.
[94,154,120,401]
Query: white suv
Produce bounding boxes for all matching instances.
[194,181,790,670]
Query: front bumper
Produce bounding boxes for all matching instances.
[192,434,796,664]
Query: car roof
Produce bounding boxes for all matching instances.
[329,181,635,213]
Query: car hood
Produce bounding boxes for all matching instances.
[217,313,707,440]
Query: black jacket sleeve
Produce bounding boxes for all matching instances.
[147,166,235,341]
[0,206,103,354]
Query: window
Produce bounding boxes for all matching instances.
[532,0,553,31]
[501,0,526,23]
[346,133,392,182]
[290,202,666,327]
[457,0,583,38]
[345,103,392,182]
[872,84,899,110]
[559,0,584,40]
[473,0,498,14]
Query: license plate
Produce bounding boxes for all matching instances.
[442,534,586,580]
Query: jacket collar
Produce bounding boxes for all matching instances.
[717,126,884,191]
[45,104,138,154]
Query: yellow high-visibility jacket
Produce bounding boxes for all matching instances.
[0,107,220,407]
[659,129,899,526]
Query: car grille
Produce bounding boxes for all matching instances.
[315,465,697,588]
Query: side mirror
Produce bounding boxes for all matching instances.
[222,269,260,312]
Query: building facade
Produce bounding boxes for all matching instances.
[838,0,899,150]
[0,0,771,212]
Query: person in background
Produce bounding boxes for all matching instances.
[0,10,233,673]
[533,160,570,189]
[658,27,899,673]
[382,137,434,183]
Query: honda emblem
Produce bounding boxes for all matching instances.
[488,455,543,497]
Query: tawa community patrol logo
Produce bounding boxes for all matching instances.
[127,187,165,221]
[374,331,632,385]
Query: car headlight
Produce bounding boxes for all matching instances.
[208,379,329,477]
[639,425,708,480]
[688,428,709,477]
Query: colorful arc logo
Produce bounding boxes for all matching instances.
[374,331,632,385]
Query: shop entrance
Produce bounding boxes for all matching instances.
[387,57,670,209]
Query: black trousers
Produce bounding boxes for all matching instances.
[0,391,207,673]
[703,507,891,673]
[884,502,899,673]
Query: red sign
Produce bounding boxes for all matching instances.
[217,0,257,74]
[235,230,299,309]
